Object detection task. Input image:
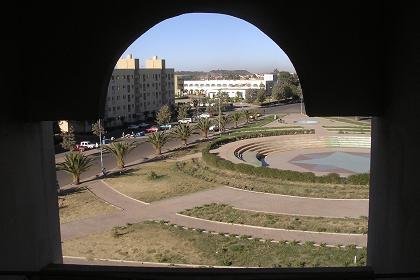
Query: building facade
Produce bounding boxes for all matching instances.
[183,74,275,98]
[104,55,175,127]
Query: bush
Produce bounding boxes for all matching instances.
[202,130,369,185]
[347,173,370,185]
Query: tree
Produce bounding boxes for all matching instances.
[177,104,189,120]
[256,88,266,103]
[147,131,170,155]
[282,85,294,99]
[56,152,93,185]
[92,120,106,138]
[232,112,241,128]
[243,110,251,124]
[60,124,76,151]
[103,141,137,169]
[172,123,193,146]
[195,118,212,139]
[245,89,257,103]
[156,104,172,125]
[220,115,229,132]
[271,83,283,101]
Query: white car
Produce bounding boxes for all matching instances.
[178,118,192,124]
[79,141,96,149]
[209,125,219,131]
[199,113,210,118]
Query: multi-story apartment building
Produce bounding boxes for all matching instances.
[104,55,175,127]
[183,74,276,99]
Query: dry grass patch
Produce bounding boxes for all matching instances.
[59,187,119,224]
[62,221,367,267]
[62,222,214,265]
[105,161,219,203]
[181,203,368,234]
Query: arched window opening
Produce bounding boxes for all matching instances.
[55,12,370,269]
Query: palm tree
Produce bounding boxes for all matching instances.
[56,152,93,185]
[172,123,193,146]
[147,131,170,155]
[103,141,137,169]
[220,115,229,132]
[232,112,241,128]
[243,110,251,124]
[196,118,212,139]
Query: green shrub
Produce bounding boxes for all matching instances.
[347,173,370,185]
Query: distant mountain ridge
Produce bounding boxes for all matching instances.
[175,70,253,76]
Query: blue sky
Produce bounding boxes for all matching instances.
[122,13,295,73]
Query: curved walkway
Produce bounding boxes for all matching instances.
[60,180,368,246]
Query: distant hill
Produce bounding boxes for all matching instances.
[175,71,208,76]
[175,69,253,80]
[209,69,252,76]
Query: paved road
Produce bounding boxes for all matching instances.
[61,181,368,246]
[56,103,303,186]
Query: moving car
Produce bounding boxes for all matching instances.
[178,118,192,124]
[74,141,96,152]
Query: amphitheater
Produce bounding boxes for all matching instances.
[214,133,371,177]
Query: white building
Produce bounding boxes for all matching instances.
[183,74,275,98]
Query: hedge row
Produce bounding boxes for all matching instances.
[202,130,370,185]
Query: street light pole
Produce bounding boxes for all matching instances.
[218,97,221,135]
[98,118,104,172]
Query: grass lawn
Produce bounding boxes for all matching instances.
[62,221,367,267]
[59,187,119,224]
[237,115,276,130]
[176,159,369,199]
[181,203,368,234]
[104,161,219,203]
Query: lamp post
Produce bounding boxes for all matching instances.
[98,118,104,172]
[218,97,221,135]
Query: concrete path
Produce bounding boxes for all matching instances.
[60,180,368,246]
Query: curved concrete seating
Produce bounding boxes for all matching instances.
[215,135,371,168]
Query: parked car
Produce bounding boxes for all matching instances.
[146,126,159,133]
[178,118,192,124]
[135,131,145,137]
[209,125,219,131]
[199,113,210,118]
[160,124,172,130]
